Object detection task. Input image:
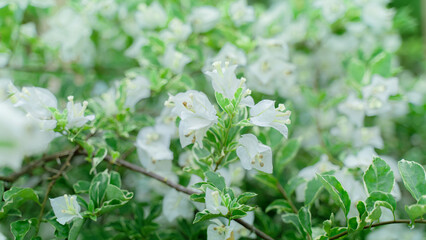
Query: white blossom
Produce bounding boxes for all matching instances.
[66,96,95,129]
[230,212,256,239]
[124,75,151,108]
[160,45,191,74]
[207,219,234,240]
[361,2,394,32]
[12,86,57,121]
[249,100,291,138]
[162,189,194,222]
[50,195,82,225]
[344,147,377,169]
[124,36,148,58]
[160,18,192,43]
[189,6,221,33]
[363,75,398,116]
[205,188,228,215]
[229,0,255,27]
[314,0,346,23]
[338,93,365,127]
[236,134,273,173]
[135,1,167,29]
[204,61,244,99]
[135,125,173,171]
[353,126,384,149]
[166,90,217,148]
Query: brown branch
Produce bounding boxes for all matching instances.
[106,156,275,240]
[329,219,426,240]
[276,182,298,214]
[0,149,79,182]
[36,146,80,233]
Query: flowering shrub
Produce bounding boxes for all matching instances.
[0,0,425,239]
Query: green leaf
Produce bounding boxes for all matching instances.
[73,180,91,194]
[230,209,247,220]
[275,138,301,175]
[193,210,221,224]
[0,187,40,218]
[205,171,226,191]
[236,192,257,204]
[89,171,110,208]
[95,184,133,215]
[254,172,278,191]
[318,174,351,218]
[305,176,323,206]
[370,52,391,77]
[365,191,396,216]
[405,204,426,224]
[282,213,307,238]
[68,218,85,240]
[298,207,312,237]
[11,220,30,240]
[398,160,426,201]
[109,171,122,188]
[90,147,107,174]
[364,157,394,194]
[347,58,366,83]
[266,199,293,213]
[284,176,305,195]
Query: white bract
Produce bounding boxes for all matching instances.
[207,219,234,240]
[205,188,228,215]
[135,125,173,171]
[166,90,217,148]
[124,75,151,108]
[135,1,167,29]
[12,86,57,122]
[160,45,191,74]
[249,100,291,138]
[50,195,82,225]
[362,75,398,116]
[236,134,273,173]
[314,0,346,23]
[162,189,194,222]
[338,94,365,127]
[160,18,192,43]
[189,6,221,33]
[66,96,95,129]
[229,0,255,27]
[204,61,244,99]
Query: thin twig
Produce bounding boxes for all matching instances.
[329,219,426,240]
[106,156,275,240]
[0,149,78,182]
[276,182,298,214]
[36,146,79,233]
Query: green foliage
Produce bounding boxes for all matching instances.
[364,157,394,194]
[398,160,426,201]
[318,174,351,218]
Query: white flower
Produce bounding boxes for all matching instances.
[230,212,256,239]
[12,86,57,121]
[124,75,151,108]
[207,219,234,240]
[166,90,217,148]
[96,88,119,116]
[353,126,384,149]
[337,93,365,127]
[229,0,255,27]
[205,188,228,215]
[189,6,221,33]
[236,134,273,173]
[135,125,173,171]
[135,1,167,29]
[314,0,346,23]
[155,107,177,138]
[50,195,82,225]
[160,45,191,74]
[66,96,95,129]
[249,100,291,138]
[162,189,194,222]
[160,18,192,43]
[362,75,398,116]
[361,2,394,32]
[344,147,377,169]
[204,61,244,99]
[124,36,148,58]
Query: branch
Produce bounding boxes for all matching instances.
[329,219,426,240]
[276,182,298,214]
[36,146,80,233]
[106,156,275,240]
[0,149,79,182]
